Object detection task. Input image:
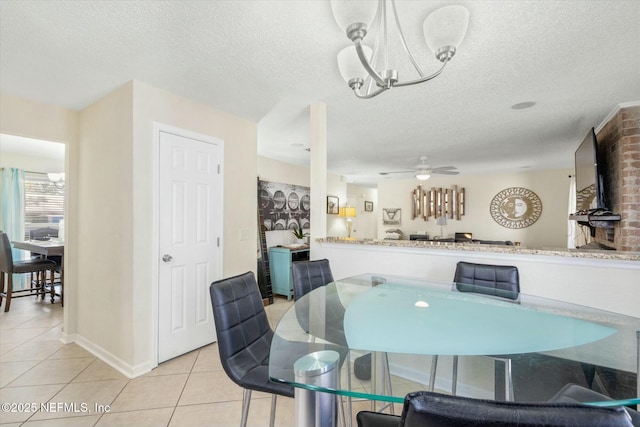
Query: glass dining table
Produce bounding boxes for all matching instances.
[269,273,639,426]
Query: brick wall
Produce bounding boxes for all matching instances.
[595,105,640,251]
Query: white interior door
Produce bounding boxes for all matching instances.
[158,129,222,363]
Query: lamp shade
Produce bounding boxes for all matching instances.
[339,206,357,218]
[423,5,469,52]
[436,216,448,226]
[337,45,373,83]
[330,0,378,33]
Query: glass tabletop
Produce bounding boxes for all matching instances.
[269,273,640,407]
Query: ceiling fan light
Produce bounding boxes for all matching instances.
[415,170,431,181]
[330,0,378,34]
[337,45,373,83]
[423,5,469,55]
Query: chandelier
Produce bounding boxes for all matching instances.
[47,173,65,190]
[331,0,469,99]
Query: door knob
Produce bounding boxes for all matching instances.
[162,254,173,262]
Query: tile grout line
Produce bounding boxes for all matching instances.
[167,347,202,427]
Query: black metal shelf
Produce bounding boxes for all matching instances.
[569,213,621,241]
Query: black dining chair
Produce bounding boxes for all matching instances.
[356,390,636,427]
[209,272,294,427]
[549,383,640,426]
[429,261,520,398]
[0,231,57,312]
[291,259,346,346]
[209,271,349,427]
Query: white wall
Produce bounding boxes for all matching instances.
[76,82,136,367]
[327,174,348,237]
[347,183,378,239]
[377,169,572,249]
[1,83,261,377]
[0,149,64,173]
[0,92,80,343]
[130,81,259,373]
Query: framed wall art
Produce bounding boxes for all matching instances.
[258,179,310,231]
[327,196,339,214]
[364,201,373,212]
[489,187,542,228]
[382,208,401,225]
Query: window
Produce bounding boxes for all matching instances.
[24,172,64,239]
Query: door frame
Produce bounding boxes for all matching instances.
[151,122,224,369]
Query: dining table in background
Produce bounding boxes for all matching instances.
[12,238,65,289]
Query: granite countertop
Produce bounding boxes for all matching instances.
[316,238,640,262]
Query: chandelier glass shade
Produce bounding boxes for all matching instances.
[47,172,65,189]
[331,0,469,99]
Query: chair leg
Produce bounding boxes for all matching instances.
[269,394,277,427]
[429,355,438,391]
[240,389,251,427]
[0,272,4,307]
[452,355,459,395]
[346,353,353,426]
[38,270,45,300]
[335,356,349,427]
[336,392,346,427]
[49,267,55,304]
[60,271,64,307]
[4,273,13,312]
[369,352,394,415]
[382,352,394,415]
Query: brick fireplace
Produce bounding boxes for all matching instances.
[595,104,640,251]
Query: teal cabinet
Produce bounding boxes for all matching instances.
[269,246,310,300]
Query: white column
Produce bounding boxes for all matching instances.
[310,102,328,249]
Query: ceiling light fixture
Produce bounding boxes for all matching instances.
[331,0,469,99]
[47,172,65,190]
[415,170,431,181]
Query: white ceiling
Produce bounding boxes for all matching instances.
[1,1,639,186]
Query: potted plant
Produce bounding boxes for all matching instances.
[292,227,308,244]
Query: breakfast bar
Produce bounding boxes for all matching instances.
[312,238,640,318]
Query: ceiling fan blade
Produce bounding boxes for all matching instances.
[432,170,460,175]
[430,166,457,171]
[379,170,415,175]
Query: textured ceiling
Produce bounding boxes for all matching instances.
[1,0,639,186]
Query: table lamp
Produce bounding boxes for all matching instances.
[339,206,357,238]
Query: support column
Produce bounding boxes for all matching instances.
[310,102,328,251]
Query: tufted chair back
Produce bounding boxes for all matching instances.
[454,261,520,301]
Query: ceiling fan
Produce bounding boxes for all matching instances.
[379,156,459,180]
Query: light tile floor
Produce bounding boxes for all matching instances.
[0,296,390,427]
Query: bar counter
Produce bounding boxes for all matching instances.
[316,237,640,262]
[312,238,640,318]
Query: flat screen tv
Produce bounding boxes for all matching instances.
[574,127,607,212]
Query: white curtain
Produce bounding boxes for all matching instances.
[567,175,589,249]
[567,175,577,248]
[1,168,27,288]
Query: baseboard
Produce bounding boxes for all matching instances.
[61,334,154,379]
